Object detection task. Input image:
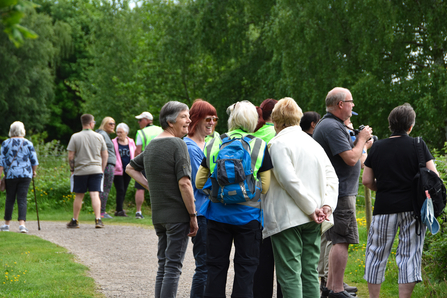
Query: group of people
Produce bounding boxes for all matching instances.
[0,86,439,298]
[65,112,162,228]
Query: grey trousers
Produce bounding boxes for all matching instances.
[154,222,190,298]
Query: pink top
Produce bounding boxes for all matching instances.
[112,137,136,176]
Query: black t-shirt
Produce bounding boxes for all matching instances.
[364,135,433,215]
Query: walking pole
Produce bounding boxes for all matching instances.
[32,177,41,230]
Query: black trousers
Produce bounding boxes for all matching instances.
[253,236,283,298]
[113,172,131,212]
[4,178,31,221]
[204,219,261,298]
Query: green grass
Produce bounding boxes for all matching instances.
[345,206,447,297]
[0,233,102,298]
[6,205,153,228]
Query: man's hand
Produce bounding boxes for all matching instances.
[357,125,373,143]
[188,217,199,237]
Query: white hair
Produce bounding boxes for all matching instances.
[228,101,258,133]
[9,121,26,137]
[116,123,129,134]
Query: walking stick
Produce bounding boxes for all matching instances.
[32,177,41,230]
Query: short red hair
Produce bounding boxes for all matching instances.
[188,99,217,137]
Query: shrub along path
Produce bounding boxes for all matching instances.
[11,220,245,297]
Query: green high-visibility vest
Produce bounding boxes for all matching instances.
[136,125,163,151]
[204,129,266,182]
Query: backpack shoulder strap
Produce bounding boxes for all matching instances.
[414,137,425,168]
[245,135,263,172]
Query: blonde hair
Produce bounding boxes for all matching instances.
[271,97,303,128]
[227,101,258,133]
[98,117,115,131]
[9,121,26,137]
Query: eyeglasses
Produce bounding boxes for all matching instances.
[205,117,219,122]
[342,100,354,103]
[109,123,115,126]
[92,121,96,124]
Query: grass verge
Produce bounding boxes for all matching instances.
[0,233,101,298]
[344,207,447,297]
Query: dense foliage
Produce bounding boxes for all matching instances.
[1,0,446,147]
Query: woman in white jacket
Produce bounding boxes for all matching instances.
[264,97,339,298]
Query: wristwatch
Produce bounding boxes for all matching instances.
[190,212,197,217]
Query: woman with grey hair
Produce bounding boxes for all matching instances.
[112,123,136,217]
[96,116,116,219]
[0,121,39,233]
[362,103,438,298]
[126,101,198,298]
[195,100,273,298]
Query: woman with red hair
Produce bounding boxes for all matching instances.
[184,99,218,298]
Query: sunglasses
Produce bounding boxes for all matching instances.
[109,122,116,126]
[205,117,219,123]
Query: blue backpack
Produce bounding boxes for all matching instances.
[209,134,263,204]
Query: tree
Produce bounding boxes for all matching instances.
[0,0,38,47]
[0,10,55,136]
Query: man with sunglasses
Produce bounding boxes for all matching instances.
[313,87,372,298]
[134,112,163,219]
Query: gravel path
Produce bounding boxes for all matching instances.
[11,220,242,297]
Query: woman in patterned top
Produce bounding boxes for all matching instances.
[0,121,39,233]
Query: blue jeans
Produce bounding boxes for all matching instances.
[154,222,190,298]
[191,216,207,298]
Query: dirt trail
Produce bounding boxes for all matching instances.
[14,220,240,297]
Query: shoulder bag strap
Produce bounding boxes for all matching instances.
[415,137,425,169]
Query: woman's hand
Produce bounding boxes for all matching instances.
[310,208,326,224]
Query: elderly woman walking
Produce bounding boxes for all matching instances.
[196,100,273,298]
[0,121,39,233]
[96,117,116,219]
[263,97,338,298]
[126,101,198,298]
[112,123,136,217]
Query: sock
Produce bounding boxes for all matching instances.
[136,211,141,215]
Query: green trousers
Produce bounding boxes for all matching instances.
[271,222,321,298]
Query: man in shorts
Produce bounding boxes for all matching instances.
[133,111,163,219]
[66,114,108,229]
[313,87,372,298]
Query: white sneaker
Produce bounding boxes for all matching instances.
[19,225,28,233]
[0,225,9,232]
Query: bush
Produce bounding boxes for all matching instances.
[0,136,147,214]
[422,142,447,282]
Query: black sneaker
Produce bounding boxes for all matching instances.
[67,219,79,229]
[328,290,356,298]
[135,213,144,219]
[114,210,129,217]
[343,283,358,293]
[95,219,104,228]
[321,286,330,298]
